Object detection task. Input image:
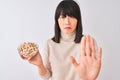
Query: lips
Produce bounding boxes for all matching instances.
[64,27,71,29]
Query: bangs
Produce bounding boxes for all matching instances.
[55,0,80,20]
[59,6,77,18]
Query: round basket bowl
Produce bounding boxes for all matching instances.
[18,42,39,59]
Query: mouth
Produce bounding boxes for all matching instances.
[64,27,71,29]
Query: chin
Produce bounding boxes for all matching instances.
[64,30,75,34]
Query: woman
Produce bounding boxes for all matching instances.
[22,0,102,80]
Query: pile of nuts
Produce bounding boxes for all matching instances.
[18,42,39,59]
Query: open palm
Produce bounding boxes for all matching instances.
[70,35,102,80]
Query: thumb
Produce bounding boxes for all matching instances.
[69,56,78,68]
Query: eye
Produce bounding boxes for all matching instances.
[59,15,66,18]
[69,16,75,18]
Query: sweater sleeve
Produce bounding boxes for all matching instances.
[40,39,52,80]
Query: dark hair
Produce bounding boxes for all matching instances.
[52,0,83,43]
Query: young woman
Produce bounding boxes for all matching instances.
[22,0,102,80]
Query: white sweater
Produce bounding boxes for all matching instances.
[41,32,82,80]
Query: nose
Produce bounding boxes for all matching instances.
[64,16,70,24]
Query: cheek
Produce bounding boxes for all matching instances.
[72,21,77,29]
[58,20,63,29]
[73,26,77,31]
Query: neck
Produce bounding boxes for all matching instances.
[60,31,76,42]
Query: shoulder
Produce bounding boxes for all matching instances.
[45,38,54,44]
[44,38,58,47]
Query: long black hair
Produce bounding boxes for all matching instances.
[52,0,83,43]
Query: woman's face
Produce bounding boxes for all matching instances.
[58,15,77,34]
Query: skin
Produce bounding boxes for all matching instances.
[58,15,77,34]
[20,15,102,80]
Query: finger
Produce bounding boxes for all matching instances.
[69,56,78,68]
[28,51,39,61]
[91,38,96,58]
[86,35,91,56]
[80,36,86,56]
[20,55,27,60]
[97,47,102,62]
[27,56,32,60]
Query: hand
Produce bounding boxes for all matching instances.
[70,35,102,80]
[20,51,47,75]
[20,51,44,67]
[27,51,44,67]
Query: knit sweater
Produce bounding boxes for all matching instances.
[41,32,82,80]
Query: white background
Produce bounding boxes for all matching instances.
[0,0,120,80]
